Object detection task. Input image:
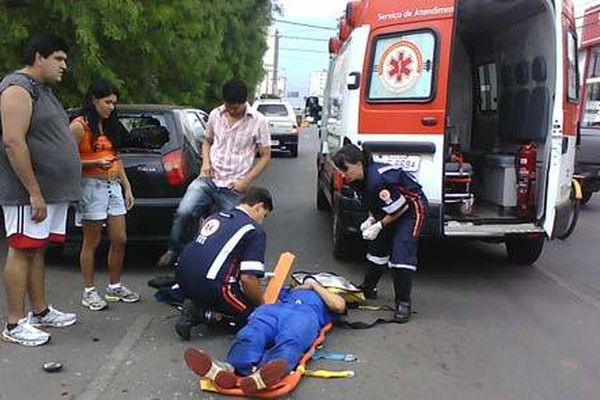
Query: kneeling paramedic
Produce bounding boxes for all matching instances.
[175,186,273,340]
[184,276,347,395]
[332,143,428,323]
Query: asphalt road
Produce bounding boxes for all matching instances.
[1,127,600,400]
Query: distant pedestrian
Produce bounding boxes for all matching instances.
[70,79,139,311]
[157,79,271,268]
[0,32,80,346]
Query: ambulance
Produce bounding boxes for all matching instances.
[316,0,579,264]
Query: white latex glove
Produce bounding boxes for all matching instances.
[360,216,376,232]
[362,221,383,241]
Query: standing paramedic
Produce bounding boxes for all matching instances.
[0,32,80,347]
[70,79,139,312]
[157,79,271,268]
[332,143,428,323]
[174,186,273,340]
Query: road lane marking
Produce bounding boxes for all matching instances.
[78,314,153,400]
[538,267,600,314]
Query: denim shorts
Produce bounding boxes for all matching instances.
[76,178,127,223]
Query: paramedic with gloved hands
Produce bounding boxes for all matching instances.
[332,143,428,323]
[183,276,346,396]
[175,186,273,340]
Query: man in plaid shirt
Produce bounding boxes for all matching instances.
[158,79,271,268]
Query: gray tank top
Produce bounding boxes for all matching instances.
[0,72,82,205]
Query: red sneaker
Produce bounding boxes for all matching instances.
[184,348,237,389]
[239,358,289,395]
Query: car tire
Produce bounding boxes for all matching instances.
[505,236,544,265]
[289,145,298,158]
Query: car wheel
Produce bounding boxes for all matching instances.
[289,145,298,158]
[505,236,544,265]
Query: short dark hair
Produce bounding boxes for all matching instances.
[23,32,69,65]
[240,186,273,211]
[332,143,369,171]
[222,79,248,103]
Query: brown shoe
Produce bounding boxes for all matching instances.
[157,249,176,268]
[239,358,289,395]
[184,348,237,389]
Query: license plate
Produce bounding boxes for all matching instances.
[270,140,280,146]
[372,154,421,172]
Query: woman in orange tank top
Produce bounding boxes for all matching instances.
[70,79,139,311]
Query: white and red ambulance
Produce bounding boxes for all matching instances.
[316,0,579,264]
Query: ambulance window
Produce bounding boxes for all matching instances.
[476,63,498,112]
[366,30,436,102]
[567,30,578,102]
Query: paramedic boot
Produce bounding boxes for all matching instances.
[392,269,414,323]
[359,264,385,300]
[393,301,412,324]
[175,299,204,341]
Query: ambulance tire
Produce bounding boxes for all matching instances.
[332,204,351,260]
[316,185,330,211]
[505,237,544,265]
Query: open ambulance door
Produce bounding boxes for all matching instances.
[542,0,579,239]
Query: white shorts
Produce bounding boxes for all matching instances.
[2,203,68,249]
[76,178,127,224]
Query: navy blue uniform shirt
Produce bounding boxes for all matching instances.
[178,208,266,288]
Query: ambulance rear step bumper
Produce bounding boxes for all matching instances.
[444,222,544,237]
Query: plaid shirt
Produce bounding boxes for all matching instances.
[205,103,271,188]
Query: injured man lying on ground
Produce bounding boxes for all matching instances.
[184,277,346,396]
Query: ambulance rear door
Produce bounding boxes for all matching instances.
[358,0,457,215]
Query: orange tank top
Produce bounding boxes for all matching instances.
[74,116,120,178]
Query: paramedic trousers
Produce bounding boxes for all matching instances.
[169,177,239,252]
[363,195,428,304]
[226,303,320,376]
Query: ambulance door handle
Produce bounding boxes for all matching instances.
[421,117,438,127]
[347,72,360,90]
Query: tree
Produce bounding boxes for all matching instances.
[0,0,274,109]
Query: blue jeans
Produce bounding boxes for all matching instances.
[169,177,239,251]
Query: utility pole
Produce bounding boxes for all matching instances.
[272,29,279,96]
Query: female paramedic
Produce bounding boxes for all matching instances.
[70,79,139,311]
[332,143,428,323]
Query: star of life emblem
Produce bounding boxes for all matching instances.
[378,40,424,93]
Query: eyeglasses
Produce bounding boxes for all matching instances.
[333,159,348,172]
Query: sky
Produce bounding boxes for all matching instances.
[276,0,598,96]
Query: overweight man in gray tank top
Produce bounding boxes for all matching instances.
[0,32,81,347]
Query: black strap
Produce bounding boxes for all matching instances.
[335,318,398,329]
[336,303,398,329]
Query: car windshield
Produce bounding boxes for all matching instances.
[257,104,289,117]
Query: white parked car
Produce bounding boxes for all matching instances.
[252,99,299,157]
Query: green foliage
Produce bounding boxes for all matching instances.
[0,0,274,110]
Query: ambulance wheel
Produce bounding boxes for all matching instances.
[332,206,351,260]
[317,186,330,211]
[505,237,544,265]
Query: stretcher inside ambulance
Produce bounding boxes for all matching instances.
[317,0,579,265]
